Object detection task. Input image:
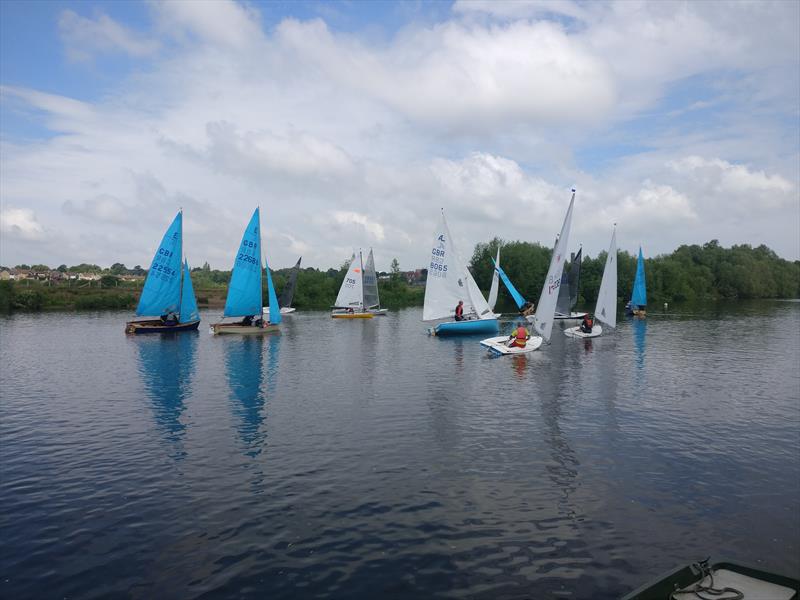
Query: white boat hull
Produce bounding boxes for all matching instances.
[554,311,587,320]
[564,324,603,339]
[263,306,296,314]
[368,308,388,316]
[479,335,543,355]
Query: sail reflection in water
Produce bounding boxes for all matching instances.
[223,335,280,456]
[134,333,198,457]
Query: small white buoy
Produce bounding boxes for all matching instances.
[664,302,668,310]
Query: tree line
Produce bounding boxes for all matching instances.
[470,238,799,309]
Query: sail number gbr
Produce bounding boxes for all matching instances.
[430,247,448,278]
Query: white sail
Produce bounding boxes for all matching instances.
[594,228,617,329]
[334,252,364,309]
[487,247,500,311]
[423,211,492,322]
[363,248,380,309]
[533,190,576,342]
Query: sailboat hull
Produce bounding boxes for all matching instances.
[331,311,374,319]
[367,308,388,316]
[263,306,296,315]
[211,323,280,334]
[126,320,200,334]
[430,319,499,336]
[480,334,543,355]
[555,311,587,320]
[564,324,604,339]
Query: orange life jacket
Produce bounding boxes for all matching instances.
[511,326,528,347]
[455,304,464,318]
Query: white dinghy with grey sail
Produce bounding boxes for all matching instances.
[565,226,617,339]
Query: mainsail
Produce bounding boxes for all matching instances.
[487,247,500,311]
[362,249,380,310]
[334,252,365,309]
[595,228,617,328]
[423,210,492,322]
[630,247,647,308]
[279,257,301,309]
[555,247,582,315]
[136,212,183,317]
[533,190,576,342]
[224,208,263,318]
[179,260,200,324]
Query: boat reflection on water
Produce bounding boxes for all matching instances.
[633,318,647,371]
[222,335,280,457]
[133,332,198,458]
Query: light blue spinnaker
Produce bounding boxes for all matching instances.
[631,247,647,308]
[136,212,183,317]
[264,257,282,325]
[179,260,200,324]
[492,258,527,310]
[224,208,263,318]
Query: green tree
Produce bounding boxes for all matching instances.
[57,264,68,272]
[390,258,401,282]
[100,275,120,288]
[110,263,128,275]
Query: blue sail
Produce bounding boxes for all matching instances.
[179,260,200,324]
[224,209,263,317]
[493,258,527,310]
[264,257,282,325]
[631,247,647,308]
[136,212,183,317]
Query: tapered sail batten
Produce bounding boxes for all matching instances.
[279,257,301,308]
[137,212,183,317]
[595,230,617,329]
[224,208,263,318]
[335,253,364,309]
[179,260,200,323]
[631,247,647,308]
[363,249,380,309]
[533,191,576,342]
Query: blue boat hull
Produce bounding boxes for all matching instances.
[431,319,499,336]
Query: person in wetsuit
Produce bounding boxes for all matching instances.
[580,313,594,334]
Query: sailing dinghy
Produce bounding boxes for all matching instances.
[423,210,498,336]
[125,211,200,334]
[363,248,387,315]
[554,248,587,320]
[331,251,374,318]
[481,190,576,354]
[625,246,647,317]
[211,208,282,334]
[565,228,617,339]
[263,256,301,315]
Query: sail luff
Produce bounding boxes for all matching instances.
[533,191,576,342]
[223,208,263,318]
[136,212,183,317]
[595,228,617,328]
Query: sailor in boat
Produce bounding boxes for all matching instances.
[161,311,179,326]
[454,300,465,321]
[580,313,594,334]
[507,324,530,348]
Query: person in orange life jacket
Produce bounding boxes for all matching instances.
[454,300,465,321]
[580,313,594,334]
[508,324,530,348]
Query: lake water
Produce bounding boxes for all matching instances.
[1,302,798,599]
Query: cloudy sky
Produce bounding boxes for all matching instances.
[1,0,798,271]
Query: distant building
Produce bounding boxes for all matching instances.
[0,270,10,280]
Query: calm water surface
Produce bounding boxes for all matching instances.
[1,302,799,599]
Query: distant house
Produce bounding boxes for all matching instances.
[78,273,102,281]
[13,269,31,280]
[0,270,10,280]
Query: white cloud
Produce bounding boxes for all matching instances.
[331,211,385,241]
[0,208,45,240]
[152,0,263,50]
[59,10,160,60]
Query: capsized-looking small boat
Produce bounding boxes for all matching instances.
[211,208,281,334]
[423,210,498,336]
[621,557,799,600]
[126,211,200,334]
[565,226,617,339]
